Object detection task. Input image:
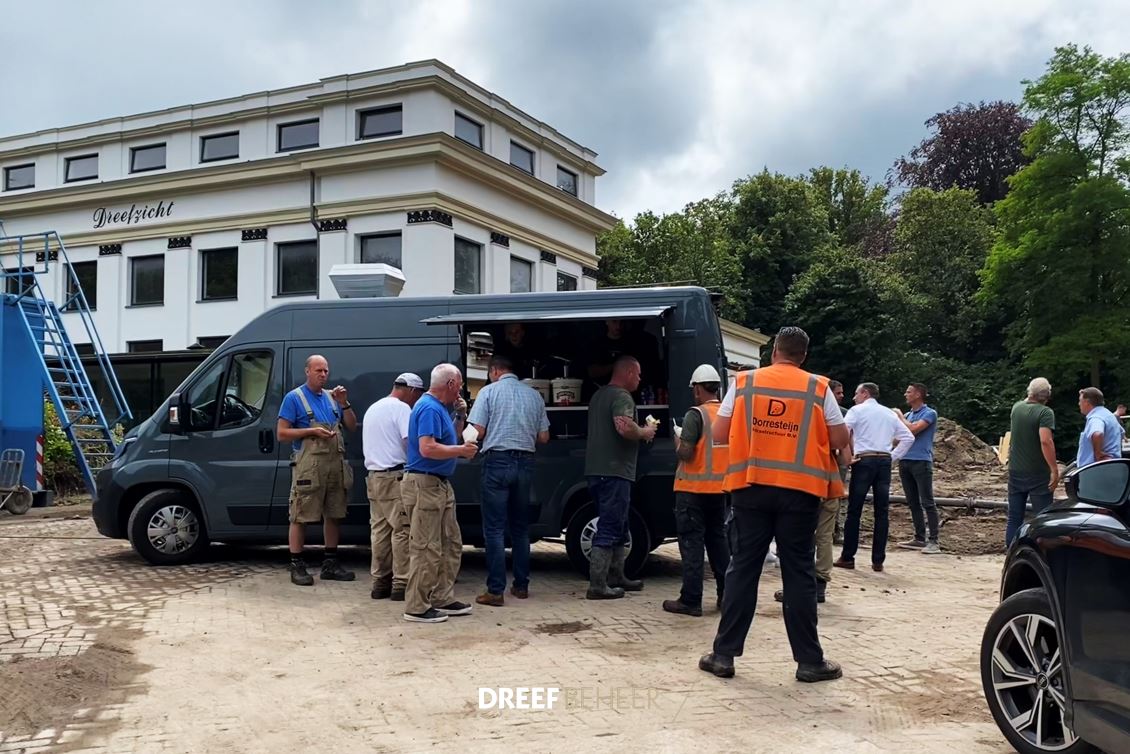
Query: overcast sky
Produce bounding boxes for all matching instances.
[1,1,1126,219]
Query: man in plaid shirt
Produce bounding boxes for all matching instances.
[468,354,550,606]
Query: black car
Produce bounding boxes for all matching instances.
[981,458,1130,754]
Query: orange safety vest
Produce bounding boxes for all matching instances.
[723,364,845,499]
[673,401,729,494]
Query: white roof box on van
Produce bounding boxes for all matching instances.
[328,263,406,298]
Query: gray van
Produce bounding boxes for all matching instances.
[92,286,728,577]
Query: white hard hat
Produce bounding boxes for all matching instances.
[689,364,722,386]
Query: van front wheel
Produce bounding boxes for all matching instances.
[565,502,651,579]
[127,489,209,566]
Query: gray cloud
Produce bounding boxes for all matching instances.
[1,0,1127,219]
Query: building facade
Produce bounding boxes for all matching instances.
[0,60,616,356]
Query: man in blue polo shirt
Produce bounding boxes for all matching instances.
[895,383,940,554]
[401,363,478,624]
[1077,387,1125,468]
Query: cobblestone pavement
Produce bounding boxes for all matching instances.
[0,516,1014,754]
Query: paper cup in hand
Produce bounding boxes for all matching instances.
[463,425,479,443]
[645,414,660,428]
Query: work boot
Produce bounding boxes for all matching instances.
[662,599,702,617]
[608,546,643,591]
[390,587,406,602]
[290,560,314,587]
[586,547,625,600]
[476,592,504,607]
[371,576,393,600]
[773,583,826,604]
[320,559,356,581]
[796,659,843,683]
[698,652,735,678]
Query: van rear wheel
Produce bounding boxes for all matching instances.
[127,489,208,565]
[565,502,651,579]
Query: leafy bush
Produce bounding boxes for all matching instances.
[42,400,125,494]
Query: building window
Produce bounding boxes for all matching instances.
[278,119,319,152]
[359,233,402,268]
[3,163,34,190]
[130,255,165,306]
[65,261,98,310]
[358,105,403,139]
[557,271,578,291]
[127,340,163,353]
[510,257,533,293]
[454,238,482,295]
[196,336,230,350]
[454,112,483,150]
[200,247,238,301]
[276,240,318,296]
[556,166,578,196]
[65,154,98,182]
[510,142,535,175]
[4,267,34,295]
[130,143,166,173]
[201,132,239,162]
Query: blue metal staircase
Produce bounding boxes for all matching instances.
[0,223,131,495]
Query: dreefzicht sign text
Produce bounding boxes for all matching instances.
[93,200,175,229]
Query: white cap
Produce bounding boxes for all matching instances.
[689,364,722,386]
[394,372,424,389]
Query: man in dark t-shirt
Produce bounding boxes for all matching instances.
[584,355,656,600]
[1006,378,1058,546]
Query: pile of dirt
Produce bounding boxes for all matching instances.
[910,417,1009,500]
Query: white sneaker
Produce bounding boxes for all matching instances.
[922,542,941,555]
[765,549,779,567]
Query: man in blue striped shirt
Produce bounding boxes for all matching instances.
[468,355,550,606]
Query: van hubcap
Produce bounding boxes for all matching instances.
[579,516,632,560]
[146,505,199,555]
[990,613,1076,751]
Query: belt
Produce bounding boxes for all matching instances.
[370,464,405,473]
[407,470,449,481]
[485,449,534,456]
[857,452,892,458]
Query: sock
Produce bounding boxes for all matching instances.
[323,546,338,562]
[290,551,304,567]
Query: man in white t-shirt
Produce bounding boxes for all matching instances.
[363,373,425,601]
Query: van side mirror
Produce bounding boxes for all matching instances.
[168,392,189,431]
[1069,459,1130,506]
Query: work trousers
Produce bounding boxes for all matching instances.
[713,484,824,665]
[674,492,730,608]
[840,457,892,566]
[814,497,840,583]
[367,470,409,588]
[588,476,632,548]
[402,473,462,615]
[480,452,533,595]
[899,460,939,543]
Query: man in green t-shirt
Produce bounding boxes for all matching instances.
[1006,377,1059,546]
[584,355,657,600]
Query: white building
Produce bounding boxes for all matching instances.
[0,60,616,355]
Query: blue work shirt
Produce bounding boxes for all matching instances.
[1076,405,1125,467]
[468,373,549,453]
[407,393,458,477]
[279,385,340,452]
[903,405,938,462]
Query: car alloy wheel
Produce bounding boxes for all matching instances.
[989,612,1077,751]
[146,504,201,555]
[578,515,633,561]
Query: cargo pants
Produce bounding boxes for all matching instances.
[367,470,410,589]
[401,472,462,615]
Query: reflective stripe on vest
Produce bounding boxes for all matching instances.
[674,402,729,493]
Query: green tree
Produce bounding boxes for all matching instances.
[981,44,1130,390]
[891,187,1000,358]
[731,171,834,332]
[782,248,912,390]
[808,167,890,248]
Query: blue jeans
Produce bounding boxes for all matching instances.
[1006,471,1053,547]
[588,476,632,549]
[840,456,892,565]
[480,453,533,595]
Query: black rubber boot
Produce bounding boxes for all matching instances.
[608,545,643,591]
[586,547,625,600]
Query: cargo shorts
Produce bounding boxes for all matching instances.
[289,450,349,523]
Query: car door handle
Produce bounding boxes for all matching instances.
[259,429,274,454]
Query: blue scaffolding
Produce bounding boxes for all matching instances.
[0,221,131,495]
